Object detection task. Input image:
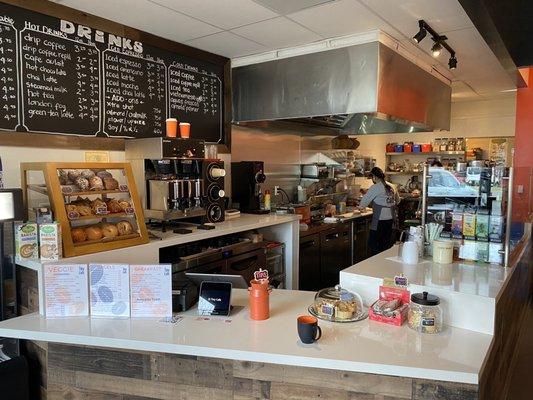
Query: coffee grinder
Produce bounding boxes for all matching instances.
[231,161,269,214]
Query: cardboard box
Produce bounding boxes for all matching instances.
[489,215,504,242]
[369,286,410,327]
[462,211,476,240]
[15,223,39,261]
[39,223,62,261]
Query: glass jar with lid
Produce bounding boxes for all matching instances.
[407,291,442,333]
[439,138,448,152]
[310,285,365,322]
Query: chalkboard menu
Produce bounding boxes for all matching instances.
[0,2,224,142]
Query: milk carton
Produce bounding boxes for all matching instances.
[39,223,62,261]
[15,223,39,261]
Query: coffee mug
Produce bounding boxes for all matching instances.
[297,315,322,344]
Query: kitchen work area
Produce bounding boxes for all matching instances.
[0,1,532,400]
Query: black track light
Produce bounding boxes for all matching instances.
[412,20,457,69]
[448,54,457,69]
[413,20,427,43]
[431,41,442,57]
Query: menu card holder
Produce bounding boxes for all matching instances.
[43,264,89,317]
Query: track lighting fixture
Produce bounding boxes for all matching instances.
[412,20,427,43]
[448,54,457,69]
[431,42,442,57]
[412,20,457,69]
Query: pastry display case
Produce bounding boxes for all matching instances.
[21,162,149,257]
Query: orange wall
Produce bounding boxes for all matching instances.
[513,68,533,222]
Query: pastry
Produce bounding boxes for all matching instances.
[89,176,104,191]
[71,227,87,243]
[77,205,92,216]
[103,177,119,190]
[75,176,90,191]
[118,200,131,211]
[67,170,81,182]
[85,225,103,241]
[101,223,119,238]
[96,170,113,180]
[106,199,123,214]
[72,196,91,207]
[91,199,107,214]
[65,204,78,213]
[116,220,133,236]
[81,169,96,180]
[58,170,69,185]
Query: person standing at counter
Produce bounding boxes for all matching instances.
[359,167,400,256]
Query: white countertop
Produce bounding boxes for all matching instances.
[17,213,300,269]
[341,245,509,299]
[0,289,491,384]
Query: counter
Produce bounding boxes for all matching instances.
[16,213,301,314]
[0,289,488,399]
[340,246,509,334]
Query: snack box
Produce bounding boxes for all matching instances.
[369,285,410,327]
[15,222,39,261]
[39,222,62,261]
[476,211,489,241]
[462,211,476,240]
[489,215,504,242]
[451,211,463,239]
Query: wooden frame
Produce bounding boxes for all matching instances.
[1,0,232,151]
[21,162,149,257]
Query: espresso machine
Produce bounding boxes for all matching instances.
[125,138,226,225]
[231,161,269,214]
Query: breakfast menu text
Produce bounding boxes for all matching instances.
[0,2,224,142]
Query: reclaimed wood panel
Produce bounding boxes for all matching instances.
[412,379,477,400]
[48,343,151,379]
[233,361,412,399]
[151,353,233,390]
[21,339,48,400]
[479,240,532,400]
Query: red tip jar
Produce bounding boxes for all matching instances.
[249,279,272,320]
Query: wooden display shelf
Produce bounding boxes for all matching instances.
[63,189,129,197]
[73,233,140,247]
[68,212,134,221]
[21,162,149,257]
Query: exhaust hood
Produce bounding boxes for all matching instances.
[232,41,451,134]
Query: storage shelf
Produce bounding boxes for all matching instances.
[386,151,466,156]
[385,171,423,175]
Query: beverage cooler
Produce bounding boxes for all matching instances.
[420,164,513,266]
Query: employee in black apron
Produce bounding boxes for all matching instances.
[359,167,400,256]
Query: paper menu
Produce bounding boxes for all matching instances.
[130,264,172,318]
[90,264,130,317]
[43,264,89,317]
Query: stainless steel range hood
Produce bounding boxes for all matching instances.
[232,41,451,134]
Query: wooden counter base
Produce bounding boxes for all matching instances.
[24,341,477,400]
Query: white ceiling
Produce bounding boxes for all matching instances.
[52,0,516,101]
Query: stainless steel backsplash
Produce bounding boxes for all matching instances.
[230,125,334,202]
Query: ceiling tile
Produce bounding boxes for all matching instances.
[57,0,221,41]
[287,0,387,38]
[232,17,322,48]
[187,31,267,57]
[150,0,278,29]
[253,0,336,15]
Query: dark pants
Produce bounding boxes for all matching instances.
[368,219,394,256]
